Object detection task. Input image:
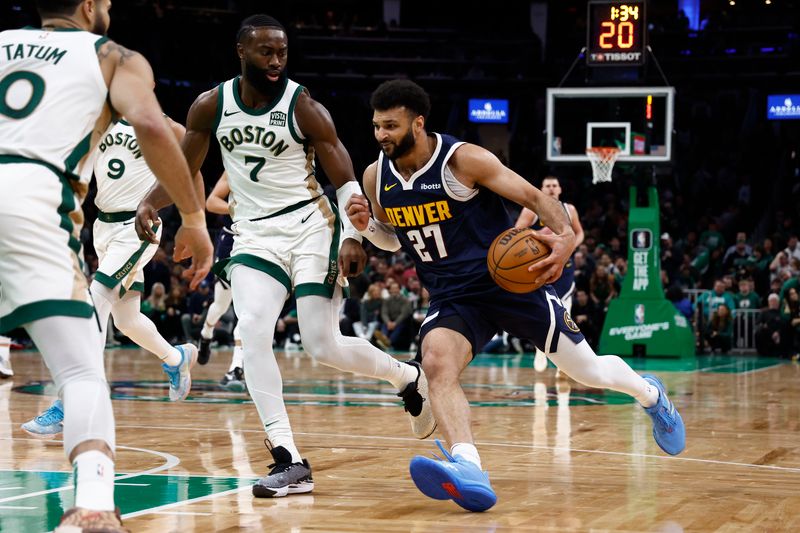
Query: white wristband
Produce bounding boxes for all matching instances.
[336,180,363,243]
[361,217,401,252]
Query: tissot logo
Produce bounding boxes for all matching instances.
[270,111,287,126]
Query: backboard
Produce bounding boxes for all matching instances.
[546,86,674,163]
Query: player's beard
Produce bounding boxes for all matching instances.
[384,128,415,160]
[91,15,109,35]
[243,61,287,99]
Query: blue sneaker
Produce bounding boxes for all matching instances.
[162,344,197,401]
[409,440,497,512]
[21,399,64,439]
[642,374,686,455]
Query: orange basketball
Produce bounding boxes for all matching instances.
[487,227,552,293]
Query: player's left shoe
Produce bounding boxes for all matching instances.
[197,336,212,365]
[21,399,64,439]
[642,374,685,455]
[162,343,197,401]
[397,360,436,439]
[219,367,246,392]
[409,439,497,512]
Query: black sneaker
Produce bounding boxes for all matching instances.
[252,444,314,498]
[219,367,246,392]
[197,337,212,365]
[397,360,436,439]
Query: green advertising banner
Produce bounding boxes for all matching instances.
[598,187,695,358]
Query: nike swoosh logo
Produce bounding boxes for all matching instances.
[300,213,313,223]
[384,183,397,191]
[122,220,135,226]
[223,109,240,117]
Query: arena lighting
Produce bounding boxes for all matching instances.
[729,0,735,5]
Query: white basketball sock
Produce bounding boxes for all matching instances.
[231,267,302,464]
[228,324,243,371]
[546,338,658,407]
[73,450,115,511]
[296,290,417,391]
[93,280,181,366]
[202,282,233,340]
[451,442,482,469]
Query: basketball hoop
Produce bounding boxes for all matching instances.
[586,147,620,184]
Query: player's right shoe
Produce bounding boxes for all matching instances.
[21,399,64,439]
[0,354,12,378]
[397,360,436,439]
[409,439,497,512]
[219,367,246,392]
[197,336,212,365]
[252,444,314,498]
[642,374,686,455]
[162,343,197,401]
[55,507,128,532]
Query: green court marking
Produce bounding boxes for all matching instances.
[470,352,785,373]
[0,471,256,532]
[13,354,783,408]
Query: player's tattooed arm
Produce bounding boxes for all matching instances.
[96,40,139,66]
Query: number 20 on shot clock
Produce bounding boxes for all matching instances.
[587,0,647,66]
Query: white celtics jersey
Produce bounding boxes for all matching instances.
[0,28,107,183]
[215,76,320,222]
[93,120,156,212]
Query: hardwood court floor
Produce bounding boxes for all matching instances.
[1,346,798,532]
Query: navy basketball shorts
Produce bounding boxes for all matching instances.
[418,284,585,359]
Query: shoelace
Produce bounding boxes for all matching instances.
[653,399,676,431]
[36,405,63,426]
[430,439,456,463]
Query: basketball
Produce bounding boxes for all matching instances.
[487,227,552,293]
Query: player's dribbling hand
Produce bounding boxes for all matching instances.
[339,238,367,277]
[345,194,371,232]
[174,226,213,290]
[135,201,160,243]
[529,229,576,287]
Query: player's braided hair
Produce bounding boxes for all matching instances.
[237,14,286,43]
[370,80,431,120]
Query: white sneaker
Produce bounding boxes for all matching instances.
[0,355,12,378]
[0,357,14,378]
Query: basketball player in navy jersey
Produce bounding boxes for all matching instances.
[516,176,584,372]
[346,80,685,512]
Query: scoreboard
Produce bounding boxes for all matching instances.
[587,1,647,66]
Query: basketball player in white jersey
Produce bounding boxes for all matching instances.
[21,117,203,438]
[135,14,434,498]
[0,1,212,530]
[203,171,246,391]
[516,176,584,372]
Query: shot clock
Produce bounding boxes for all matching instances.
[587,0,647,66]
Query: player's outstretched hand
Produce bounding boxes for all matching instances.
[345,194,370,232]
[339,238,367,277]
[135,201,160,244]
[174,226,213,290]
[529,230,576,287]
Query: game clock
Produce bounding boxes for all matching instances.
[587,0,647,66]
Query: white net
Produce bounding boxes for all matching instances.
[586,147,620,184]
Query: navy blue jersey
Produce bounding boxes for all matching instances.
[376,133,512,303]
[530,202,575,299]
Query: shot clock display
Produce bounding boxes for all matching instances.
[587,1,647,66]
